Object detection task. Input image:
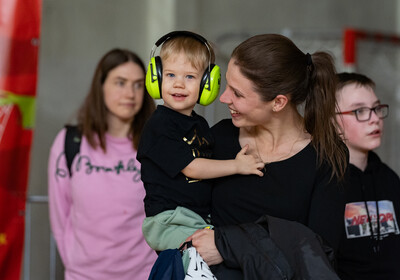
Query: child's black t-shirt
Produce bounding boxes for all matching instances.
[137,105,213,220]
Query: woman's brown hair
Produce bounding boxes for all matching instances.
[77,48,155,151]
[231,34,347,180]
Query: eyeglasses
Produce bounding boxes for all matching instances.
[336,104,389,122]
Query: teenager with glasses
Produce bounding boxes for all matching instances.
[335,72,400,280]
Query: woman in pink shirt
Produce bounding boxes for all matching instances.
[48,49,157,280]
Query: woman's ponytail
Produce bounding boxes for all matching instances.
[304,52,347,180]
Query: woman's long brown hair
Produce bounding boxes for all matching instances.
[76,48,155,152]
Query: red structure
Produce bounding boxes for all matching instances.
[343,27,400,70]
[0,1,42,279]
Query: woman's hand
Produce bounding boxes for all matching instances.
[186,228,223,266]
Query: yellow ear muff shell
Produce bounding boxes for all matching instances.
[146,56,162,99]
[198,64,221,106]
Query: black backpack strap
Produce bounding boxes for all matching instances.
[64,125,81,177]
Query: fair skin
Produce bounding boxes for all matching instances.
[336,83,384,171]
[221,59,311,164]
[162,51,201,117]
[161,51,264,179]
[187,58,311,265]
[103,61,145,138]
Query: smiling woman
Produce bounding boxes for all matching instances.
[47,49,157,280]
[187,34,349,279]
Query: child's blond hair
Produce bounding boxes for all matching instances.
[160,36,215,72]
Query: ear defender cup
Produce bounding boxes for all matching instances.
[198,64,221,106]
[145,56,163,99]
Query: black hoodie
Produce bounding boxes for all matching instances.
[337,151,400,280]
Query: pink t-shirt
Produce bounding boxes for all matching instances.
[48,128,157,280]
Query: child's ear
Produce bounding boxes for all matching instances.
[272,95,288,112]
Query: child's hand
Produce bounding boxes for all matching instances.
[235,144,265,177]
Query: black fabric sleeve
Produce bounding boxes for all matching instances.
[213,216,340,280]
[213,223,294,279]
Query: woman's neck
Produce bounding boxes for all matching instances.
[107,118,131,138]
[240,112,310,163]
[253,109,304,145]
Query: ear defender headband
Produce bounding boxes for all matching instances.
[145,31,221,106]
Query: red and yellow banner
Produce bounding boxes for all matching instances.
[0,0,41,279]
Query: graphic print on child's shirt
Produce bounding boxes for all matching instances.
[344,200,400,239]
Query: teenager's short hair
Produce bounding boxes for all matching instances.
[336,72,375,91]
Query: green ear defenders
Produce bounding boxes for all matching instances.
[145,31,221,106]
